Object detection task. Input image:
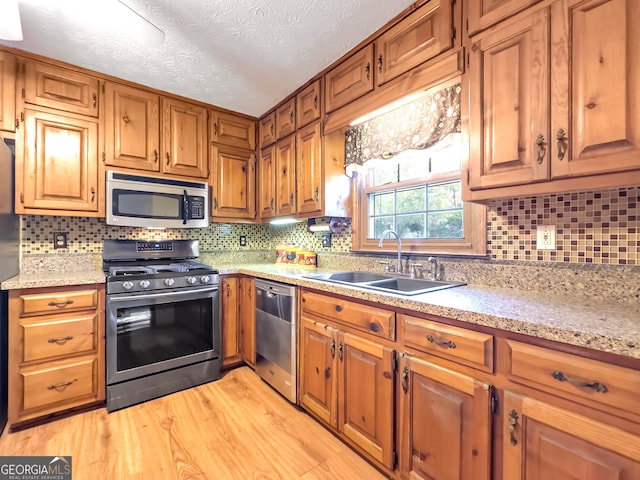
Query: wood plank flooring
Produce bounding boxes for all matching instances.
[0,367,388,480]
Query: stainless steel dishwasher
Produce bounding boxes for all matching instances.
[254,279,297,403]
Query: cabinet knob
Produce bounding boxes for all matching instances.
[335,304,343,313]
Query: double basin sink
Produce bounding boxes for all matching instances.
[301,271,465,296]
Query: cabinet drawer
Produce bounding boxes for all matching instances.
[18,288,99,316]
[402,314,494,372]
[21,357,97,411]
[506,340,640,415]
[21,313,98,363]
[301,291,395,340]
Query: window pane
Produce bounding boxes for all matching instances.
[397,213,426,238]
[428,181,462,210]
[370,216,395,238]
[396,187,425,213]
[428,211,463,238]
[372,192,394,215]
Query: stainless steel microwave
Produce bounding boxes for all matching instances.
[106,171,209,228]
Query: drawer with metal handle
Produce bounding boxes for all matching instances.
[18,287,99,316]
[505,340,640,416]
[20,313,98,363]
[401,314,494,372]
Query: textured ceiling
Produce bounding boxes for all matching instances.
[0,0,416,117]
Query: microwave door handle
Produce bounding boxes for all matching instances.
[182,190,188,224]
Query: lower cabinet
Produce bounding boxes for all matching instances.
[239,276,255,368]
[7,284,105,428]
[221,276,242,367]
[299,316,396,470]
[398,354,492,480]
[502,391,640,479]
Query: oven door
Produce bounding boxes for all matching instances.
[106,286,220,385]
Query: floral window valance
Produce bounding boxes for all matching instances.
[344,83,461,176]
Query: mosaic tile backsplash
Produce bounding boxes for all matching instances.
[20,186,640,265]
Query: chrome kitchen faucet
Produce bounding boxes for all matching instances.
[378,229,403,274]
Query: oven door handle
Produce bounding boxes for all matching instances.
[108,286,218,303]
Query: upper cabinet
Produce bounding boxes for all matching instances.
[296,80,321,129]
[466,0,640,201]
[210,144,256,220]
[295,121,322,215]
[0,52,16,132]
[259,111,276,148]
[162,98,208,178]
[275,97,296,140]
[103,82,160,172]
[210,109,256,151]
[325,45,374,114]
[468,0,542,35]
[375,0,455,87]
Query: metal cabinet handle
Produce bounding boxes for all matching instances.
[377,54,383,73]
[330,338,336,358]
[92,93,97,108]
[401,366,409,394]
[270,124,274,136]
[91,187,95,202]
[426,335,456,349]
[166,152,170,165]
[338,342,343,361]
[365,62,370,80]
[48,380,74,390]
[225,283,231,296]
[154,149,159,163]
[313,186,319,202]
[213,197,218,210]
[508,409,519,445]
[122,114,129,123]
[289,110,294,123]
[48,335,73,344]
[214,122,219,136]
[48,300,74,308]
[313,95,318,110]
[556,128,568,161]
[535,134,546,164]
[551,371,608,393]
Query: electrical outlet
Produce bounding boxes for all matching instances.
[53,232,68,249]
[536,225,556,250]
[321,233,332,248]
[239,235,247,247]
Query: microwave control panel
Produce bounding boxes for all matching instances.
[189,196,206,219]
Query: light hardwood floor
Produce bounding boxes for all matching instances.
[0,367,388,480]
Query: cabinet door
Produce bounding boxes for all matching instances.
[210,144,256,220]
[20,108,99,213]
[325,45,374,113]
[468,9,550,190]
[375,0,455,87]
[503,391,640,480]
[296,80,321,129]
[295,121,322,215]
[299,317,338,428]
[275,98,295,140]
[550,0,640,178]
[210,110,256,150]
[259,111,276,148]
[399,355,492,480]
[221,277,242,367]
[162,98,208,178]
[338,332,395,469]
[104,82,160,171]
[468,0,542,34]
[0,52,16,132]
[239,277,255,368]
[258,146,276,219]
[24,61,99,117]
[275,136,296,216]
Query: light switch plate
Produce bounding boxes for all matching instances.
[536,225,556,250]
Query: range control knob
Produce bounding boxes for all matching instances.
[122,281,134,290]
[187,276,198,285]
[139,280,151,289]
[200,275,210,284]
[164,278,175,287]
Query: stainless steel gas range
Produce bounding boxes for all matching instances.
[103,239,221,412]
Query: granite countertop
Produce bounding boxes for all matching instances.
[3,263,639,360]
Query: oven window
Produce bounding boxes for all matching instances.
[114,190,181,218]
[115,297,213,371]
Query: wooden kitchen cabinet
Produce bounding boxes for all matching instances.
[210,109,256,150]
[325,45,374,114]
[259,111,276,148]
[296,80,321,129]
[161,97,208,178]
[221,276,242,367]
[467,0,640,200]
[209,144,256,220]
[295,121,322,215]
[274,135,296,216]
[502,391,640,479]
[375,0,456,87]
[239,276,256,368]
[275,97,295,140]
[103,82,160,172]
[7,284,105,428]
[258,145,276,219]
[468,0,542,34]
[398,354,492,480]
[17,107,100,215]
[0,52,16,132]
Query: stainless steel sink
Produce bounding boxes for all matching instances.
[301,271,465,296]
